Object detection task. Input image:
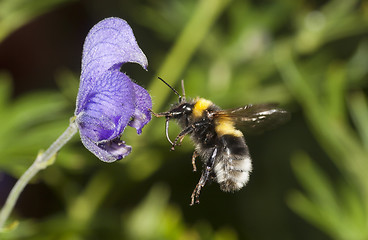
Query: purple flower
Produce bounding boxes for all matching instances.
[75,17,152,162]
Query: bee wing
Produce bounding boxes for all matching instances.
[214,103,290,133]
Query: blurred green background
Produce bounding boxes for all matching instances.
[0,0,368,239]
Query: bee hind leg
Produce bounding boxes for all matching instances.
[191,151,199,172]
[190,147,218,206]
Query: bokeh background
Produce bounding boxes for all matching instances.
[1,0,368,239]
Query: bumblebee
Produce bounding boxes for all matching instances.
[152,77,290,205]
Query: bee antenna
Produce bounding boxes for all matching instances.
[158,77,183,102]
[181,79,186,101]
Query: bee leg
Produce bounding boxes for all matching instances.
[190,147,218,206]
[171,125,194,150]
[191,151,199,172]
[148,109,168,118]
[172,121,207,150]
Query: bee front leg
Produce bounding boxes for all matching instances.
[171,126,194,151]
[148,109,168,118]
[172,121,207,150]
[190,147,218,206]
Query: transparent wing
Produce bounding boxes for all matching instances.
[213,103,290,133]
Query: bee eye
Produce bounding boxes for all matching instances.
[183,104,192,112]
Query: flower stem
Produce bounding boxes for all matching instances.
[0,117,78,231]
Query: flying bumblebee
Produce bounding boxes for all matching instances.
[151,77,290,205]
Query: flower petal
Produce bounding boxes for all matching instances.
[80,134,132,162]
[82,17,147,75]
[76,70,135,142]
[129,83,152,134]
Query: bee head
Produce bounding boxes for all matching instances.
[166,102,193,119]
[154,77,191,118]
[154,77,191,145]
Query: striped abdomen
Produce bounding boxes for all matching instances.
[214,134,252,192]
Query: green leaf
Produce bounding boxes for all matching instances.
[0,0,75,43]
[348,92,368,151]
[289,153,341,236]
[0,79,72,176]
[289,152,368,239]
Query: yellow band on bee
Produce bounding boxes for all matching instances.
[193,98,213,118]
[215,118,243,137]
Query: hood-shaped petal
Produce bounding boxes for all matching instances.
[76,17,148,114]
[82,17,148,76]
